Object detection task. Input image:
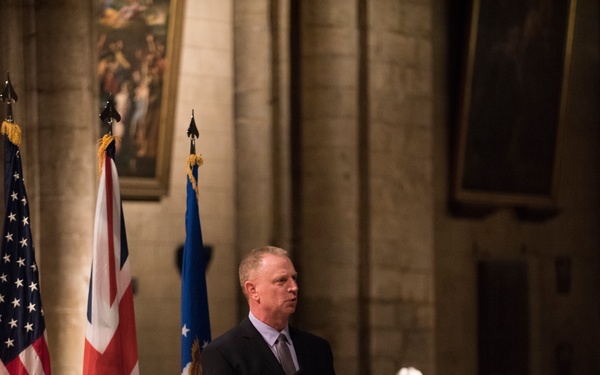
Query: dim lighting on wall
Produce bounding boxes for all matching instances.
[555,256,572,295]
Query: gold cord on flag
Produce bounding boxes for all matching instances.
[190,338,202,375]
[97,134,117,179]
[186,154,204,196]
[1,120,22,146]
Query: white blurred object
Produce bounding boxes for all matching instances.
[397,367,423,375]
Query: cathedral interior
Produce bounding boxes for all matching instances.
[0,0,599,374]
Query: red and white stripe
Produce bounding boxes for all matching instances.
[0,334,51,375]
[83,154,138,375]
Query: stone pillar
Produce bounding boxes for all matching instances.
[34,2,97,374]
[296,1,436,374]
[297,1,361,374]
[234,0,293,316]
[367,1,436,374]
[234,0,274,317]
[272,0,292,253]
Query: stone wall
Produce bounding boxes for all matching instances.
[366,1,435,373]
[433,0,600,374]
[296,0,435,374]
[297,0,362,371]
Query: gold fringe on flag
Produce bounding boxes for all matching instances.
[190,338,202,375]
[97,134,116,179]
[1,121,22,147]
[186,153,204,196]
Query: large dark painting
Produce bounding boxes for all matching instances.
[97,0,184,199]
[454,0,577,208]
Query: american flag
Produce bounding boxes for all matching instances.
[181,155,211,375]
[83,137,138,375]
[0,129,51,374]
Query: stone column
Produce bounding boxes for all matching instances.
[34,2,97,374]
[233,0,274,318]
[367,1,436,374]
[233,2,273,247]
[296,1,361,374]
[271,0,293,253]
[234,0,293,318]
[296,1,436,374]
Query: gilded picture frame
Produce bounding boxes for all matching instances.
[454,0,577,209]
[97,0,184,199]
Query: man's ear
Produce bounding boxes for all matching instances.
[245,281,259,300]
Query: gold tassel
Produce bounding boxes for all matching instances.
[1,121,22,147]
[186,153,204,196]
[190,338,202,375]
[97,134,115,179]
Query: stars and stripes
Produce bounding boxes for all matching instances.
[0,131,51,374]
[83,137,139,375]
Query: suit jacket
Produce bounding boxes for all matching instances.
[201,317,336,375]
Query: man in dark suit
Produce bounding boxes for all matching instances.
[201,246,336,375]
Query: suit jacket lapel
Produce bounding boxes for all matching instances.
[289,326,308,372]
[240,318,286,375]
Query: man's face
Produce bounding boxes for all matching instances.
[251,254,298,322]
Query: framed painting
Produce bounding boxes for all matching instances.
[453,0,577,208]
[97,0,185,199]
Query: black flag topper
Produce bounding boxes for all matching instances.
[187,109,199,155]
[0,73,18,123]
[99,94,121,135]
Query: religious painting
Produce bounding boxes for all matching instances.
[454,0,577,208]
[97,0,184,199]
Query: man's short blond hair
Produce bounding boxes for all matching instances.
[239,246,288,291]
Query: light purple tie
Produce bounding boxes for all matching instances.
[276,333,296,375]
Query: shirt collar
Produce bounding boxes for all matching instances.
[249,311,291,347]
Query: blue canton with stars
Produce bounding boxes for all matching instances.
[0,139,46,363]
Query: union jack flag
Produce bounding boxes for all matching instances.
[0,125,51,374]
[83,137,138,375]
